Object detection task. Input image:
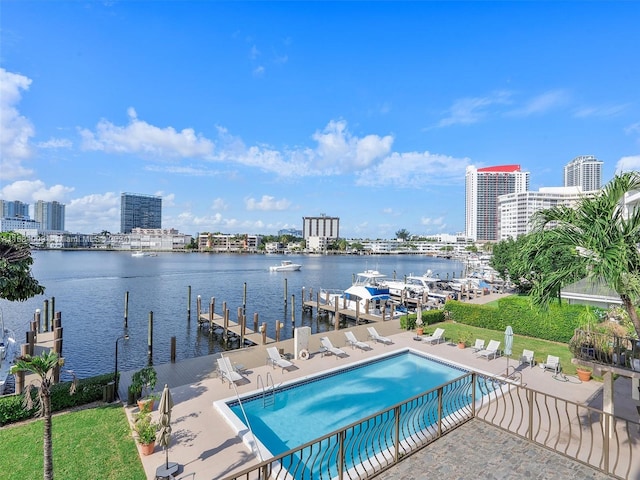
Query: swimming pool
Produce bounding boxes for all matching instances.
[220,350,473,457]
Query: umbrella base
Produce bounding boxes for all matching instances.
[155,462,179,479]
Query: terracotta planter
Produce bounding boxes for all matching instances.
[416,328,424,336]
[137,398,155,413]
[139,442,155,456]
[457,342,466,349]
[576,369,592,382]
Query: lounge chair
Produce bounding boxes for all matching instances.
[320,337,347,357]
[344,331,370,350]
[367,327,392,345]
[520,349,535,368]
[476,339,501,360]
[216,356,244,388]
[471,339,485,353]
[266,347,294,372]
[541,355,561,374]
[422,327,445,345]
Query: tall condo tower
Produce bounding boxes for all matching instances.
[120,193,162,234]
[0,200,30,219]
[564,155,603,192]
[465,165,529,242]
[34,200,65,231]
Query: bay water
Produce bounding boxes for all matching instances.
[0,251,463,379]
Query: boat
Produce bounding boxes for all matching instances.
[0,312,18,394]
[323,270,393,314]
[269,260,302,272]
[131,251,157,257]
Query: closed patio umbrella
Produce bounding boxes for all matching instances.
[155,384,179,478]
[504,326,514,369]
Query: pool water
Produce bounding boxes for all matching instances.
[229,351,468,454]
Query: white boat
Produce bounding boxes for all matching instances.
[384,270,441,299]
[269,260,302,272]
[323,270,392,314]
[0,312,18,394]
[131,251,157,257]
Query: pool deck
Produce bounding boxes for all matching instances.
[120,318,640,480]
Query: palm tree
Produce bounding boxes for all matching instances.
[11,351,76,480]
[530,171,640,338]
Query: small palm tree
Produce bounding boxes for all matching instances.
[530,171,640,338]
[11,351,76,480]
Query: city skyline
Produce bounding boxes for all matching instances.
[1,2,639,238]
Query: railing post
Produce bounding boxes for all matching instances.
[394,406,401,463]
[603,413,610,474]
[471,373,476,418]
[527,389,534,441]
[338,431,345,480]
[437,386,443,437]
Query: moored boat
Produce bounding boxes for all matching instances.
[269,260,302,272]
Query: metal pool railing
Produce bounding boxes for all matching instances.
[223,372,639,480]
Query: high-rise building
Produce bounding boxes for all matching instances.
[564,155,603,192]
[302,215,339,240]
[465,165,529,242]
[34,200,65,231]
[120,193,162,233]
[0,200,30,219]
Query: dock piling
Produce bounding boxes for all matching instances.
[147,311,153,366]
[124,291,129,328]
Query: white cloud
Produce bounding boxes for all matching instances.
[615,155,640,173]
[0,180,75,203]
[211,198,228,211]
[37,138,73,149]
[245,195,291,211]
[66,192,120,233]
[0,68,35,179]
[421,216,447,232]
[253,66,265,77]
[509,90,569,116]
[79,107,214,157]
[573,103,629,118]
[356,151,471,187]
[437,91,511,127]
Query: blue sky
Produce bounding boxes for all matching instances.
[1,1,639,239]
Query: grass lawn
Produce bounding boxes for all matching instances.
[0,404,145,480]
[423,320,581,376]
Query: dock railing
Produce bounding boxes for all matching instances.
[223,372,639,480]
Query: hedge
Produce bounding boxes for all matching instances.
[0,373,114,426]
[400,310,445,330]
[443,295,584,343]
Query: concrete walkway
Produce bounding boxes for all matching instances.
[119,319,639,480]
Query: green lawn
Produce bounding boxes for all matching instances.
[0,404,145,480]
[423,320,580,375]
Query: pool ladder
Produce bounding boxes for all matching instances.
[256,372,275,408]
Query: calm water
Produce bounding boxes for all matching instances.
[0,251,463,378]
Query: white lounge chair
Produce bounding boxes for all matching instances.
[541,355,561,374]
[422,328,445,345]
[477,339,501,360]
[344,331,370,350]
[266,347,294,372]
[367,326,392,345]
[320,337,347,357]
[520,349,535,368]
[216,357,244,388]
[471,339,485,353]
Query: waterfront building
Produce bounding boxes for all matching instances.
[465,165,529,242]
[198,233,262,252]
[0,217,40,233]
[497,186,594,240]
[120,192,162,233]
[34,200,65,231]
[303,214,339,253]
[277,228,303,237]
[564,155,603,192]
[0,200,30,219]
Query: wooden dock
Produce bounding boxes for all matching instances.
[197,311,275,345]
[302,295,397,327]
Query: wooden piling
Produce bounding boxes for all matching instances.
[43,299,49,331]
[197,295,202,324]
[147,311,153,366]
[284,278,288,307]
[253,312,259,332]
[26,330,35,355]
[261,322,267,344]
[35,309,41,333]
[124,291,129,328]
[291,295,295,324]
[50,297,55,322]
[243,282,247,318]
[223,308,229,343]
[53,311,61,330]
[187,285,191,320]
[171,336,176,363]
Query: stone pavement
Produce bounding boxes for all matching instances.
[119,318,639,480]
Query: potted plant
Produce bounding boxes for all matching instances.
[131,365,158,412]
[457,331,471,349]
[132,411,158,456]
[415,315,424,336]
[576,366,593,382]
